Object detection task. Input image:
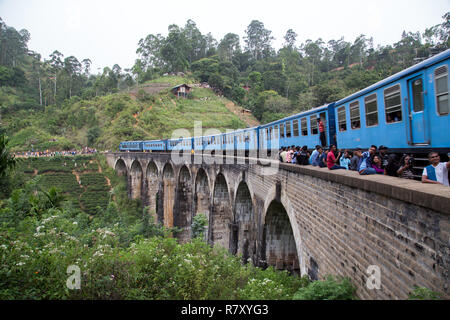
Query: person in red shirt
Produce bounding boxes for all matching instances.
[327,145,346,170]
[317,118,326,147]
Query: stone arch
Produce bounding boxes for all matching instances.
[114,159,127,176]
[194,168,211,240]
[262,199,300,275]
[130,160,143,200]
[210,173,233,251]
[232,181,255,264]
[174,165,193,242]
[146,161,159,215]
[161,162,175,228]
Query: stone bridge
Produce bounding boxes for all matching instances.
[105,152,450,300]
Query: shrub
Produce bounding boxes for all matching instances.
[408,286,443,300]
[292,275,357,300]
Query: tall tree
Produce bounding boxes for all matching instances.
[283,29,297,49]
[244,20,274,60]
[218,33,240,62]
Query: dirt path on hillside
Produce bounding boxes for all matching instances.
[224,101,260,127]
[72,170,87,211]
[96,160,116,203]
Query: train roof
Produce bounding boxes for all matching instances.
[259,104,332,128]
[335,49,450,106]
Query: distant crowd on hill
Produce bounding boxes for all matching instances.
[14,147,98,158]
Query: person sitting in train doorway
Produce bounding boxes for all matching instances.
[358,145,377,175]
[422,152,450,186]
[317,118,326,147]
[327,145,346,170]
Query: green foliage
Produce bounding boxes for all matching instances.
[191,213,208,239]
[0,154,353,300]
[408,286,443,300]
[292,275,357,300]
[0,133,16,177]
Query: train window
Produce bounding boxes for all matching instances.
[412,78,424,112]
[310,116,318,135]
[293,120,299,136]
[435,66,449,115]
[301,118,307,136]
[364,94,378,126]
[350,101,361,129]
[384,84,402,123]
[286,122,291,137]
[274,125,279,138]
[338,106,347,131]
[269,127,273,140]
[280,123,285,138]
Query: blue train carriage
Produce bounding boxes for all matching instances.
[233,127,258,155]
[142,139,166,152]
[202,133,222,154]
[119,140,143,152]
[193,135,203,153]
[221,131,235,155]
[177,136,193,152]
[334,49,450,153]
[258,103,336,152]
[167,137,184,152]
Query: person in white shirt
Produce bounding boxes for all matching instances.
[422,152,450,186]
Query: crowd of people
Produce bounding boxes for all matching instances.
[278,145,450,187]
[14,147,98,158]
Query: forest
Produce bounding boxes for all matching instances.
[1,13,449,127]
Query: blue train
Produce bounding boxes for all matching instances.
[119,49,450,156]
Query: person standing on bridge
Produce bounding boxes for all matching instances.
[318,118,326,147]
[422,152,450,186]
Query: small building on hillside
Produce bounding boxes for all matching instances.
[171,84,191,98]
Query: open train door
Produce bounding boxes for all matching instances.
[407,75,429,145]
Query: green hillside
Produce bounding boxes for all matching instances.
[1,76,249,152]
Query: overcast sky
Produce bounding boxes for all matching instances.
[1,0,449,73]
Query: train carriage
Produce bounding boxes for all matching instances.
[258,103,336,151]
[334,49,450,153]
[202,133,222,153]
[142,139,166,152]
[119,141,143,152]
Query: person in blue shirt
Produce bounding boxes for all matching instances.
[358,145,377,175]
[309,145,321,165]
[339,150,351,170]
